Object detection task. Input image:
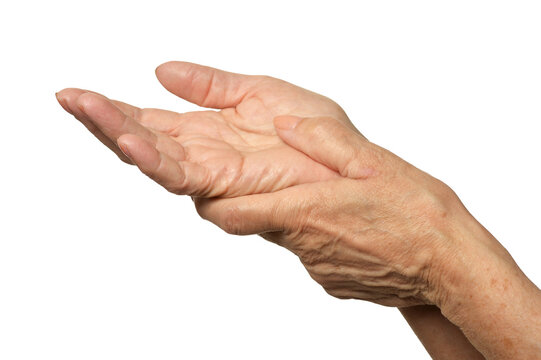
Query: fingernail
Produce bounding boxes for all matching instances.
[118,141,132,159]
[274,115,302,130]
[55,92,73,115]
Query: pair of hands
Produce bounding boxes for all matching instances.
[56,61,462,308]
[57,62,541,358]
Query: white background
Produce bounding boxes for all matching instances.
[1,1,540,359]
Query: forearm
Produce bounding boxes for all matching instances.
[399,305,485,359]
[433,214,541,359]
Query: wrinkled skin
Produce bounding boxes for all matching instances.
[194,115,466,308]
[56,62,450,307]
[56,61,354,197]
[57,62,541,359]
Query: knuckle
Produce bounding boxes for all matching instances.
[220,205,243,235]
[346,143,385,179]
[137,108,155,128]
[166,176,189,195]
[415,179,459,224]
[152,173,180,196]
[253,75,278,88]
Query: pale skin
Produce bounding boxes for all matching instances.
[56,62,541,359]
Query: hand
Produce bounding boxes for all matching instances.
[56,62,357,197]
[195,115,473,307]
[57,64,541,358]
[196,114,541,358]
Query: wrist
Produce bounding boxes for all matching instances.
[429,210,541,358]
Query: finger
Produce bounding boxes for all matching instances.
[57,88,141,119]
[56,89,133,164]
[76,92,185,162]
[193,185,309,237]
[155,61,263,109]
[117,134,210,196]
[273,115,380,179]
[58,88,194,134]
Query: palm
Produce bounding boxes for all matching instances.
[57,62,352,197]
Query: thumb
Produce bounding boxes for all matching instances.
[273,115,379,179]
[155,61,261,109]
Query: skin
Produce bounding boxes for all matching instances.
[196,115,541,359]
[56,62,541,359]
[196,115,465,308]
[56,61,347,198]
[400,306,485,359]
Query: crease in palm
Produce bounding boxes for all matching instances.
[57,62,351,197]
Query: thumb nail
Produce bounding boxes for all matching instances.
[274,115,302,130]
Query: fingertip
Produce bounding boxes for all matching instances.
[55,91,73,115]
[55,88,75,99]
[55,88,93,115]
[156,60,174,69]
[155,62,166,78]
[155,61,179,80]
[155,61,201,84]
[57,88,87,113]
